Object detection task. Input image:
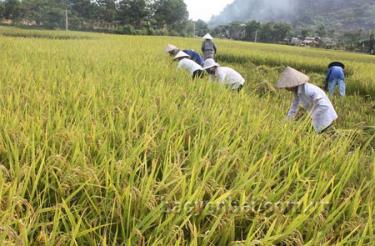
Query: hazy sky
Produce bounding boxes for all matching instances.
[184,0,235,21]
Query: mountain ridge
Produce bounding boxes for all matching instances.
[209,0,375,31]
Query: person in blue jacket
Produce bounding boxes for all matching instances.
[165,44,205,66]
[325,62,346,97]
[182,49,205,66]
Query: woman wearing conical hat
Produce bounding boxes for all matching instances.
[201,33,217,60]
[173,51,205,79]
[165,44,205,66]
[203,58,245,92]
[276,67,338,133]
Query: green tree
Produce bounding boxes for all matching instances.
[272,23,291,42]
[301,29,310,38]
[43,0,66,28]
[21,0,46,25]
[211,25,229,38]
[69,0,95,20]
[0,2,5,18]
[96,0,117,22]
[0,0,195,35]
[228,22,245,40]
[194,19,209,37]
[4,0,21,19]
[244,20,260,41]
[153,0,188,29]
[369,33,375,53]
[118,0,149,28]
[258,22,274,42]
[184,19,195,37]
[21,0,67,28]
[316,24,326,37]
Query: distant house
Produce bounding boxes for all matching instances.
[302,37,321,47]
[288,36,321,47]
[20,20,37,26]
[1,19,13,25]
[1,18,37,26]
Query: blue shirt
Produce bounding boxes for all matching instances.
[183,49,204,66]
[326,66,345,81]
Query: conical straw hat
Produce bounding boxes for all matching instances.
[276,67,309,88]
[174,51,190,60]
[165,44,178,53]
[203,33,213,40]
[203,58,220,70]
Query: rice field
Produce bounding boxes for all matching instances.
[0,26,374,245]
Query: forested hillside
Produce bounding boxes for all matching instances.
[210,0,375,31]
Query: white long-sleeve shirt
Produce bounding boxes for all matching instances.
[288,83,338,133]
[214,67,245,89]
[177,58,203,75]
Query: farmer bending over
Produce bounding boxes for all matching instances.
[325,62,346,97]
[203,58,245,91]
[174,51,205,79]
[165,44,205,66]
[277,67,338,134]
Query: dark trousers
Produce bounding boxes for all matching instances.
[236,84,244,92]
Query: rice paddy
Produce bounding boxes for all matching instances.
[0,26,374,245]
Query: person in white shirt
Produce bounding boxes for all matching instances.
[174,51,205,79]
[202,58,245,91]
[276,66,338,133]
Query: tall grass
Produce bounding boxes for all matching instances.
[0,27,374,244]
[214,39,375,97]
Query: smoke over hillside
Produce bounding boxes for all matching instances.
[209,0,375,31]
[209,0,296,26]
